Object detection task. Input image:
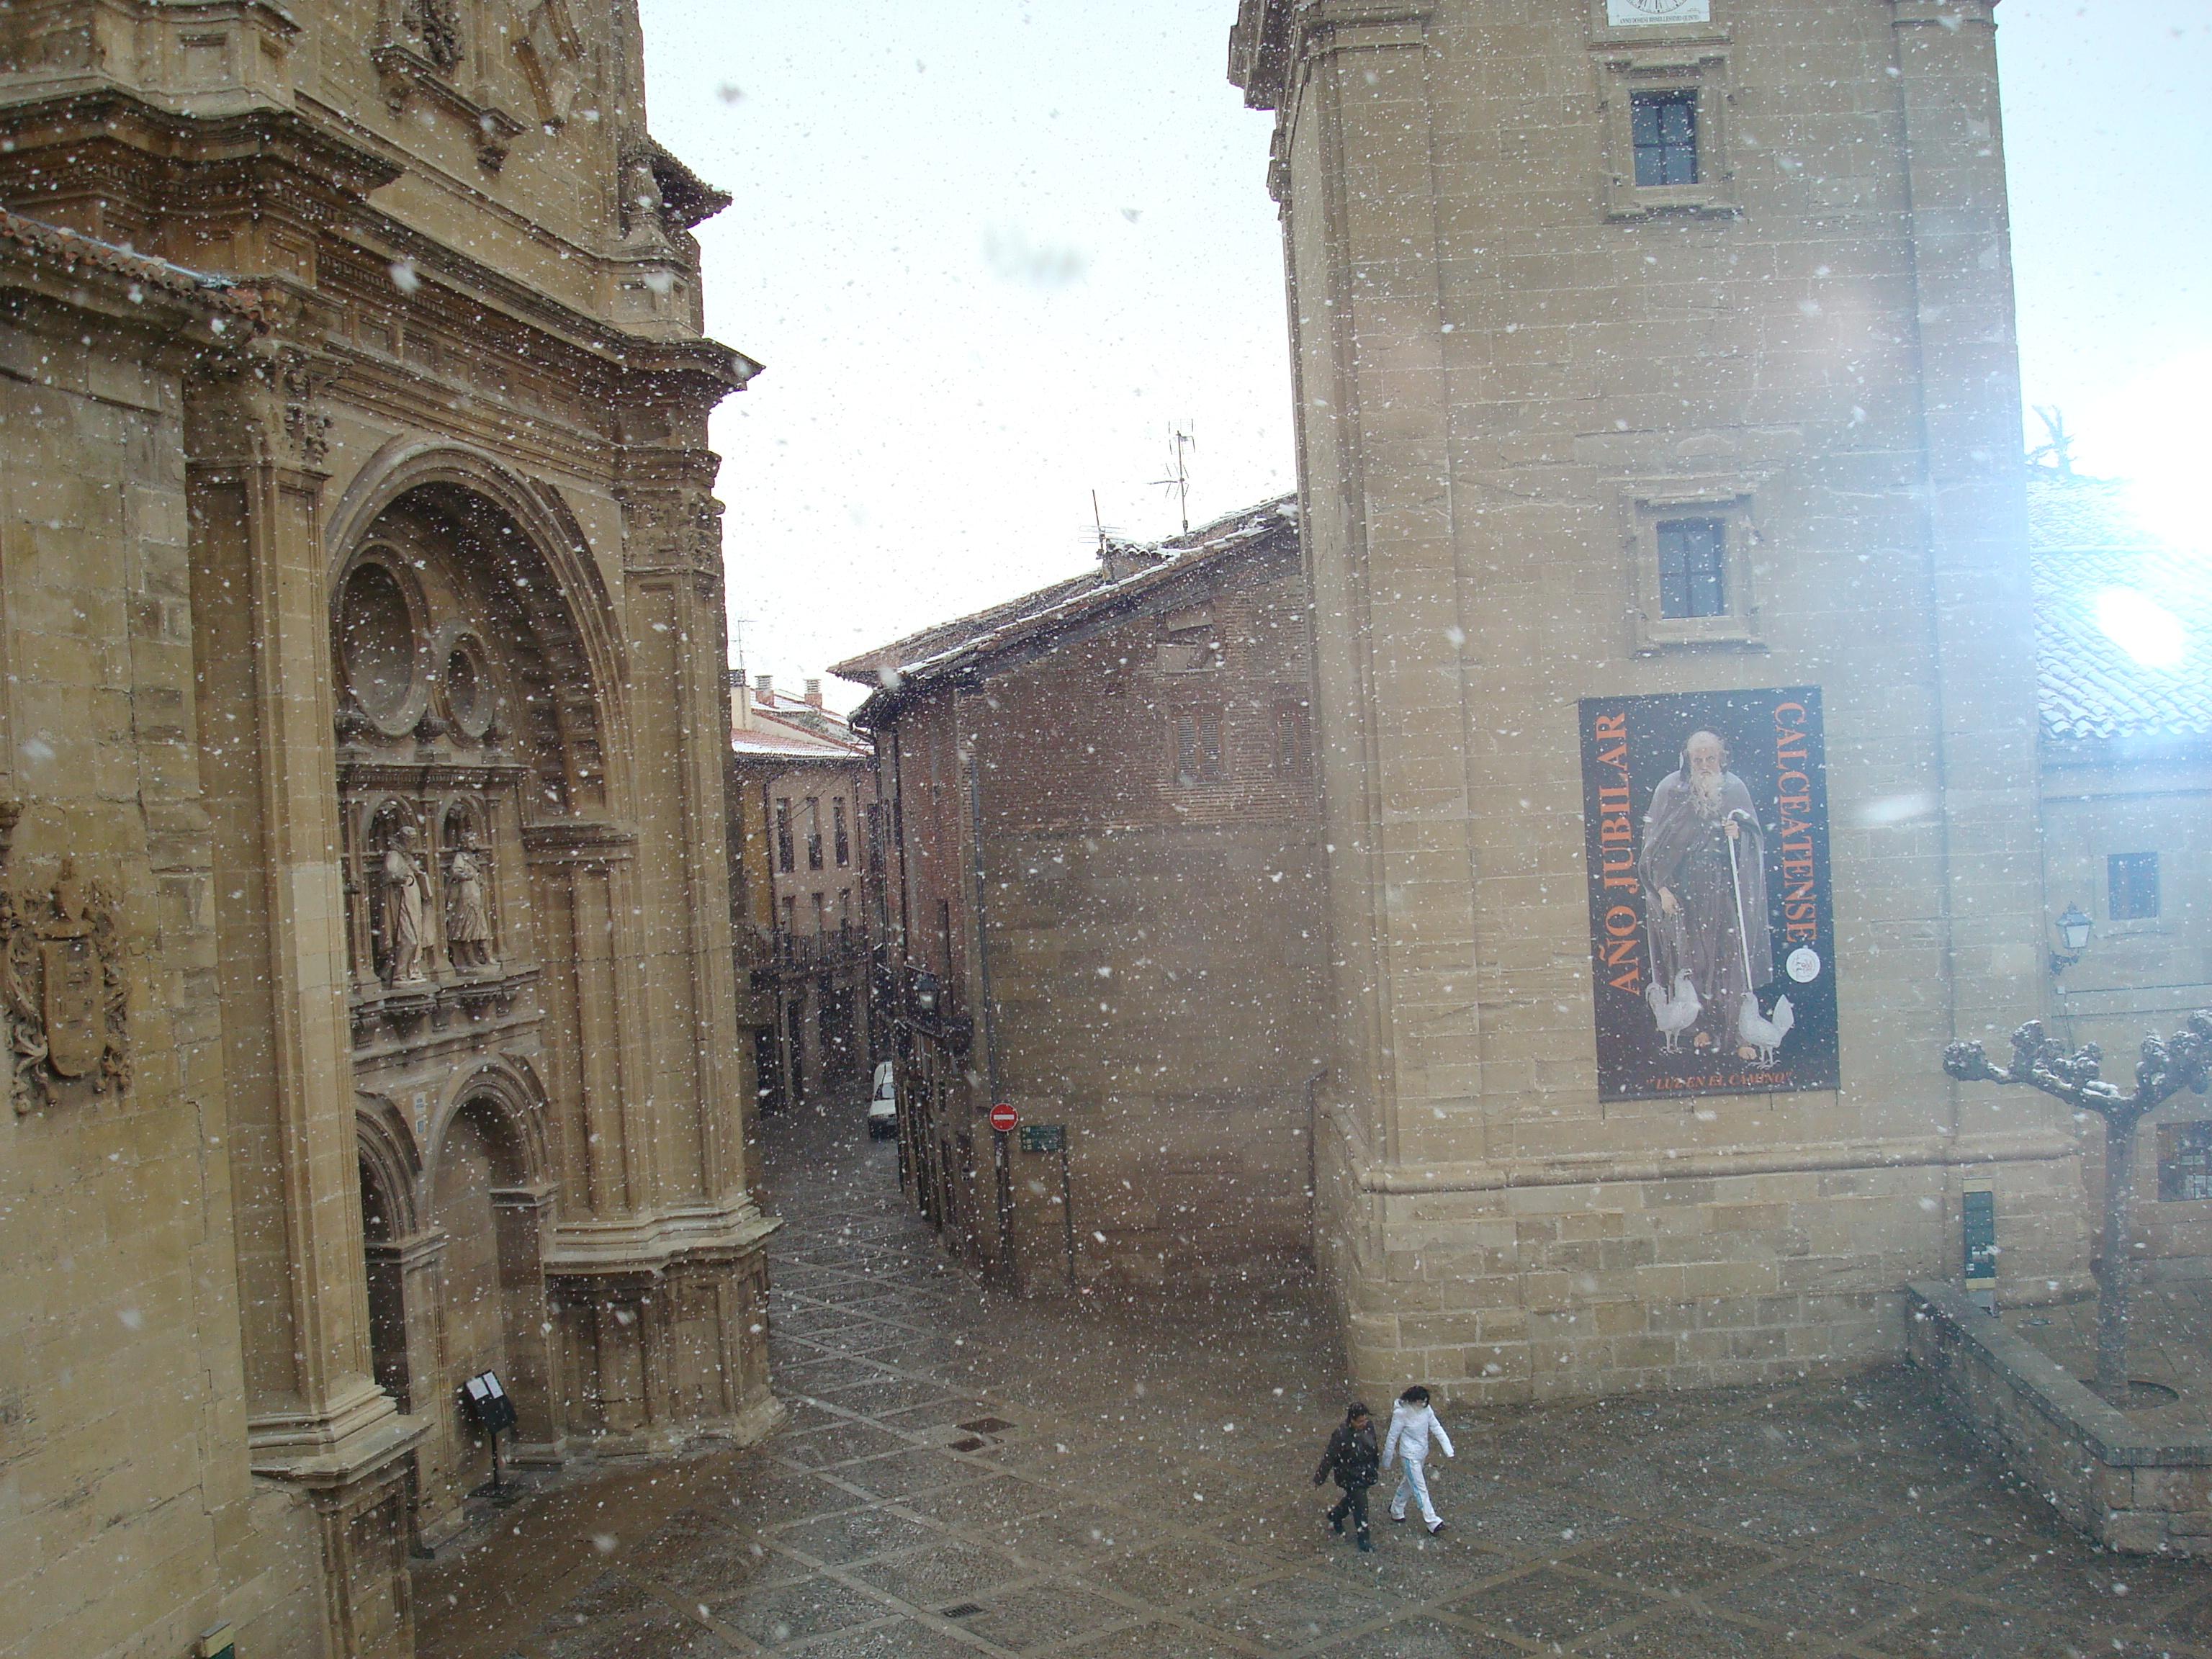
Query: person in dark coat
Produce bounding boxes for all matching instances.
[1313,1403,1380,1551]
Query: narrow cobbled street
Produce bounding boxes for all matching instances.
[418,1100,2212,1659]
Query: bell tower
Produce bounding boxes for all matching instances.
[1233,0,2074,1403]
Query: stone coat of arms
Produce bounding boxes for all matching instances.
[1,854,128,1111]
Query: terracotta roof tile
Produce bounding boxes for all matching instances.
[0,210,270,325]
[729,702,868,761]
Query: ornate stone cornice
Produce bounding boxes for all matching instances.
[0,90,759,418]
[0,211,266,378]
[1228,0,1434,112]
[1228,0,1295,109]
[1890,0,1997,27]
[521,819,638,865]
[615,477,723,580]
[541,1202,780,1278]
[0,91,403,205]
[1334,1128,2080,1197]
[182,337,345,477]
[0,0,303,121]
[370,42,525,172]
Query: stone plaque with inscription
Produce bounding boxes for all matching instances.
[1608,0,1711,24]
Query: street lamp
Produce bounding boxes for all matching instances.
[912,970,940,1017]
[2050,903,2092,976]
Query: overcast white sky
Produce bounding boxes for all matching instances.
[635,1,2212,709]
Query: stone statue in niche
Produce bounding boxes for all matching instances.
[513,0,585,127]
[381,824,433,985]
[617,143,670,246]
[444,833,494,970]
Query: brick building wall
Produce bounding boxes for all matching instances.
[848,509,1328,1290]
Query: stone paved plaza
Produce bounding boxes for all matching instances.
[416,1105,2212,1659]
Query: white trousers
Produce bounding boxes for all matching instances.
[1389,1457,1439,1526]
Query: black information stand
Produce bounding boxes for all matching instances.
[463,1370,519,1489]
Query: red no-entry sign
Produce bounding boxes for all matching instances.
[988,1102,1018,1133]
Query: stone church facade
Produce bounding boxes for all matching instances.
[0,5,771,1657]
[1231,0,2087,1403]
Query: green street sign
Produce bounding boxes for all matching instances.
[1963,1190,1997,1285]
[1019,1123,1066,1154]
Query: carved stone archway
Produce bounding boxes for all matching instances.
[325,439,629,808]
[333,444,601,1539]
[422,1061,559,1496]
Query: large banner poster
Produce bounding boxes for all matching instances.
[1578,688,1840,1101]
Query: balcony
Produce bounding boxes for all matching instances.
[750,925,871,986]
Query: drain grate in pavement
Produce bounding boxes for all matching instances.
[957,1418,1015,1436]
[940,1603,984,1619]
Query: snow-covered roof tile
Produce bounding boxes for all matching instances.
[2027,473,2212,744]
[0,209,270,324]
[831,494,1298,704]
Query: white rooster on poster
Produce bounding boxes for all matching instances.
[1727,820,1793,1064]
[1737,990,1794,1065]
[1645,968,1700,1053]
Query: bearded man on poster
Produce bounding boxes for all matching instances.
[1639,729,1773,1058]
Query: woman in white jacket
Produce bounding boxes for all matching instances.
[1382,1385,1453,1534]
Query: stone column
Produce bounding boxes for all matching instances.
[307,1467,417,1659]
[372,1227,465,1546]
[1261,6,1483,1380]
[491,1184,559,1462]
[1889,0,2049,1052]
[577,1280,652,1444]
[186,347,422,1655]
[526,823,647,1215]
[614,467,749,1205]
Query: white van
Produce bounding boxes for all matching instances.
[866,1061,897,1138]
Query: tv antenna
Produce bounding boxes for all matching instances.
[1151,423,1196,535]
[1085,491,1134,557]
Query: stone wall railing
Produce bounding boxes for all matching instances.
[1904,1280,2210,1556]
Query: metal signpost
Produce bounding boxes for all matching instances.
[1018,1122,1076,1286]
[463,1370,519,1491]
[1962,1190,1997,1312]
[988,1102,1018,1286]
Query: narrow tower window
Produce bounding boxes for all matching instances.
[1632,91,1699,187]
[1656,518,1727,619]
